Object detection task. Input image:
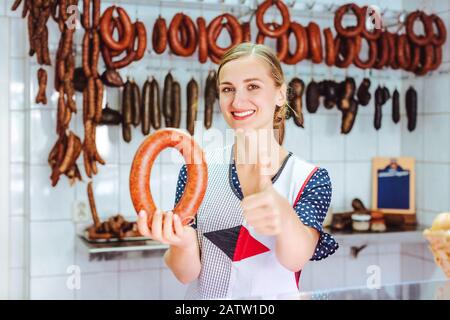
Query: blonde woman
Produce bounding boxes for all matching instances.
[137,43,338,299]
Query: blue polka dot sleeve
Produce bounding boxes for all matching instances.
[294,168,338,261]
[174,165,197,229]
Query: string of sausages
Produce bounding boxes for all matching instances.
[11,0,52,105]
[81,0,106,179]
[48,0,83,187]
[331,4,446,75]
[145,0,446,74]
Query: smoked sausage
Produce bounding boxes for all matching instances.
[129,129,208,226]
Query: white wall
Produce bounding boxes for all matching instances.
[4,0,448,299]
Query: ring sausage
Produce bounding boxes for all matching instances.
[353,34,378,69]
[100,6,134,52]
[323,28,336,66]
[429,14,447,46]
[307,22,323,64]
[129,129,208,226]
[406,11,433,46]
[168,13,197,57]
[334,4,364,38]
[255,0,290,38]
[207,14,243,58]
[256,22,288,61]
[197,17,208,64]
[283,22,308,65]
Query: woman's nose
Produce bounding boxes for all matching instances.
[231,90,249,109]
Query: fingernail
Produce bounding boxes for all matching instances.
[139,211,145,217]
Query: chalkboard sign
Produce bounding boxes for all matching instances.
[372,157,416,218]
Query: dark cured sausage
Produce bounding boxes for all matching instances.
[288,78,305,127]
[131,80,141,127]
[163,72,173,127]
[171,81,182,129]
[141,78,151,135]
[129,129,208,226]
[150,77,161,130]
[186,78,199,136]
[392,89,400,124]
[406,86,417,131]
[204,70,217,130]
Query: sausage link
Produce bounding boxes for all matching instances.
[186,78,199,135]
[129,129,208,226]
[150,77,161,130]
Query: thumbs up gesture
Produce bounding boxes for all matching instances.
[241,152,291,236]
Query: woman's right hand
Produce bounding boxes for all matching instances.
[137,209,197,249]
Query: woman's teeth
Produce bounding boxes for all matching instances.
[231,110,255,117]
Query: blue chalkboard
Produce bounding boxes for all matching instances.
[377,163,410,210]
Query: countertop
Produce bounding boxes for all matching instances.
[294,279,450,300]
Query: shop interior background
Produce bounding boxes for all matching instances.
[0,0,449,299]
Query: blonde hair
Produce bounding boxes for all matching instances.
[216,42,288,145]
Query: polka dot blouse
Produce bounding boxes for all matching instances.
[174,164,338,261]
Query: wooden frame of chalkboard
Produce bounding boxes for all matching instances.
[372,157,416,225]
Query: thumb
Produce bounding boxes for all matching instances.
[257,153,273,191]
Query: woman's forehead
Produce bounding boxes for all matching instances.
[219,56,272,84]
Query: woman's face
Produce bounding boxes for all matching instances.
[218,55,286,132]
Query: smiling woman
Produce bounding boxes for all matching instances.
[137,42,338,300]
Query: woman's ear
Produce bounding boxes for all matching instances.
[276,83,287,106]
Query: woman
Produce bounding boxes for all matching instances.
[137,43,338,299]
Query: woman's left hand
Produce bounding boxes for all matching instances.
[241,158,292,236]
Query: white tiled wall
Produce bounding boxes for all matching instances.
[4,0,449,299]
[401,0,450,227]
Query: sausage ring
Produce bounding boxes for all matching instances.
[197,16,208,64]
[129,129,208,226]
[334,4,364,38]
[429,44,442,71]
[323,28,336,66]
[256,22,289,61]
[335,35,356,68]
[99,6,134,52]
[168,13,197,57]
[386,32,399,69]
[282,22,308,65]
[307,22,323,64]
[207,13,243,57]
[429,14,447,46]
[255,0,291,38]
[397,34,412,70]
[406,11,433,46]
[406,44,421,72]
[353,34,378,69]
[414,44,434,75]
[373,32,389,69]
[152,15,168,54]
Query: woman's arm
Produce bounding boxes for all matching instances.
[164,236,201,284]
[242,167,337,272]
[275,208,319,272]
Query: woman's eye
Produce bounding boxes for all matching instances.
[248,84,259,90]
[222,87,233,93]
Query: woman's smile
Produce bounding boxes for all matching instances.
[230,109,256,120]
